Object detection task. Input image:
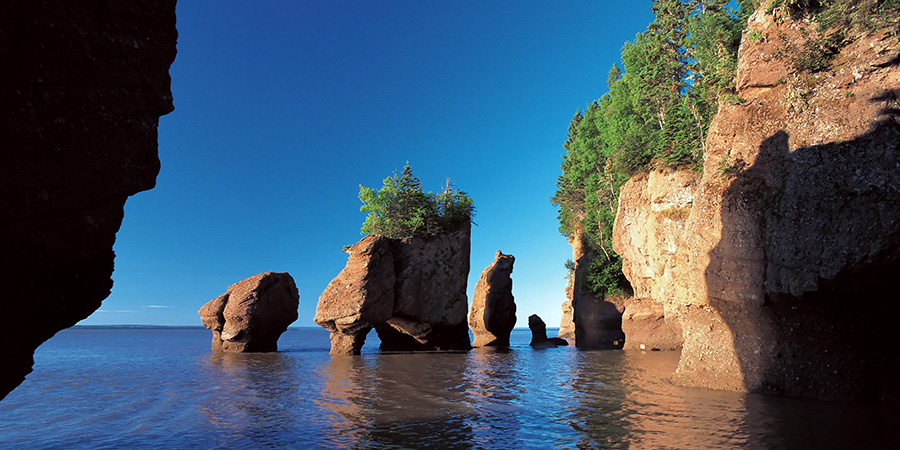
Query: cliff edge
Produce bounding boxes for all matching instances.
[614,1,900,401]
[0,1,177,399]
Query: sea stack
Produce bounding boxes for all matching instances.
[468,250,517,347]
[528,314,569,348]
[199,272,299,352]
[315,222,472,355]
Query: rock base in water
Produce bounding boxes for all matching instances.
[199,272,299,352]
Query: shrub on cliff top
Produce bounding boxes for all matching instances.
[359,163,474,239]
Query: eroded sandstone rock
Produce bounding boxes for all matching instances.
[567,233,626,349]
[0,0,176,399]
[613,1,900,400]
[315,223,472,354]
[528,314,569,348]
[199,272,299,352]
[468,251,517,347]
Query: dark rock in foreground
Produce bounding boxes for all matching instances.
[528,314,569,348]
[469,250,517,348]
[0,0,177,400]
[315,223,471,355]
[199,272,299,352]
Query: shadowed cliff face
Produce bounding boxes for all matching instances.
[0,1,177,399]
[613,2,900,400]
[704,121,900,401]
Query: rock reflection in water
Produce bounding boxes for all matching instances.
[198,352,300,448]
[319,352,477,449]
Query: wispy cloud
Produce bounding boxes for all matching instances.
[143,305,173,309]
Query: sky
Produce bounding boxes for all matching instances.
[79,1,657,328]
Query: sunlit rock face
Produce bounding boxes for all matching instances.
[613,169,694,352]
[613,2,900,400]
[315,222,472,354]
[199,272,300,352]
[469,250,517,348]
[0,0,177,400]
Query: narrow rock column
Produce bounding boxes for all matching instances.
[468,251,516,347]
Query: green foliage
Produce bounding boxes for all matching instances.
[552,0,750,299]
[769,0,900,73]
[359,163,474,239]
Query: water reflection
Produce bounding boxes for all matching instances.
[197,352,300,448]
[318,352,477,449]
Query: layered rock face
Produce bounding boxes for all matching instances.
[0,1,177,399]
[315,223,472,354]
[566,233,626,349]
[613,3,900,400]
[468,251,517,347]
[613,170,693,351]
[199,272,300,352]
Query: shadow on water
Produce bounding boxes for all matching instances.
[705,89,900,401]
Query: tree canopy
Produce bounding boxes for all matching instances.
[552,0,753,298]
[359,163,474,239]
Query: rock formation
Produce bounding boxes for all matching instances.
[315,223,472,355]
[0,1,177,400]
[612,1,900,400]
[468,251,517,347]
[528,314,569,348]
[199,272,299,352]
[613,169,694,352]
[566,233,626,349]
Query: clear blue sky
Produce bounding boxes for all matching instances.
[80,1,656,328]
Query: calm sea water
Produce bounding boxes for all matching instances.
[0,327,895,449]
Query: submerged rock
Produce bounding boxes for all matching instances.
[528,314,569,348]
[315,223,472,355]
[468,251,517,347]
[199,272,299,352]
[0,0,177,400]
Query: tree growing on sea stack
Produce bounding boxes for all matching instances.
[315,164,475,355]
[358,163,474,239]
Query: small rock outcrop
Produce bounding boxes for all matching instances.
[315,223,472,355]
[0,1,177,399]
[468,251,517,347]
[199,272,299,352]
[528,314,569,348]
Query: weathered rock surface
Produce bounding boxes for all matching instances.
[567,233,626,349]
[199,272,299,352]
[613,1,900,400]
[469,251,517,347]
[0,1,176,400]
[528,314,569,348]
[613,169,694,351]
[315,223,472,354]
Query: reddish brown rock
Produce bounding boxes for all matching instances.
[0,1,176,400]
[613,1,900,400]
[468,250,517,347]
[316,222,472,354]
[200,272,299,352]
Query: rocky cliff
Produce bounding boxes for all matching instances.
[613,2,900,400]
[0,1,177,399]
[315,223,472,354]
